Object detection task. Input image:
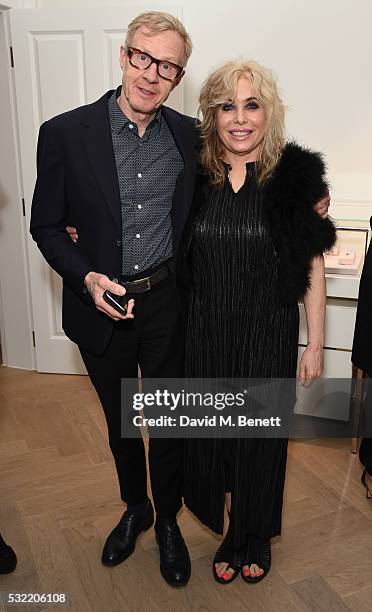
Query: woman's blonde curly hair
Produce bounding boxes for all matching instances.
[198,60,285,187]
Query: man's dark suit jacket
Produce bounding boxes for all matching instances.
[30,90,199,356]
[352,215,372,376]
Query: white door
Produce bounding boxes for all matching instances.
[10,6,184,374]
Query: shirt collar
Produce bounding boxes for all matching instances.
[108,85,162,135]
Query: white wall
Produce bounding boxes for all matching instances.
[0,1,35,7]
[24,0,372,220]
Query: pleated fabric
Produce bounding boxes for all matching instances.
[184,164,299,546]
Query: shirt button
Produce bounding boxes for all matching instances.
[138,205,142,209]
[136,233,141,239]
[137,173,142,178]
[134,264,139,270]
[129,124,134,129]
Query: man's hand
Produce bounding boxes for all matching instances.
[66,225,78,242]
[314,189,330,219]
[84,272,134,321]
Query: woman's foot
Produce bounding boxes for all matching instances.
[213,527,243,584]
[241,534,271,583]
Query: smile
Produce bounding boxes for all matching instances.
[230,130,253,138]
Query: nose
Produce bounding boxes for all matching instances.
[234,106,247,125]
[144,61,159,83]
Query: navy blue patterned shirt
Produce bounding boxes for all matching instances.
[108,87,184,276]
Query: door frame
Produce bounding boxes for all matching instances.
[0,5,35,369]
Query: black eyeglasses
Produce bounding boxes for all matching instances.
[126,47,184,81]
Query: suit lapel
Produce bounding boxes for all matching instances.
[163,107,197,162]
[81,92,121,232]
[162,107,199,251]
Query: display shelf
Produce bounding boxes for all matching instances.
[326,274,360,299]
[325,221,370,298]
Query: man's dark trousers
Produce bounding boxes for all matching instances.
[80,266,185,517]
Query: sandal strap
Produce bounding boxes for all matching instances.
[242,535,271,572]
[213,535,244,572]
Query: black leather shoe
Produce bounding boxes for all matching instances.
[0,536,17,574]
[155,518,191,587]
[101,500,154,566]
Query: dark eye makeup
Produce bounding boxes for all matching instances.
[221,103,235,111]
[220,98,260,112]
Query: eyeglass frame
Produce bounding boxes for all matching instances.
[124,46,185,81]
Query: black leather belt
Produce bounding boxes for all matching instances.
[115,262,171,294]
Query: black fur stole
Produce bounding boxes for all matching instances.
[262,142,336,303]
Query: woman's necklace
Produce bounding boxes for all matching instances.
[227,164,249,192]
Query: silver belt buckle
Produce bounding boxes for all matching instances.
[130,275,151,291]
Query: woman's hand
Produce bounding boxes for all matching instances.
[66,225,78,242]
[313,189,330,219]
[301,256,326,388]
[297,342,323,387]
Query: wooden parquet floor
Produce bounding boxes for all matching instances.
[1,365,372,612]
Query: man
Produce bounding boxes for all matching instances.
[31,12,197,588]
[31,10,330,587]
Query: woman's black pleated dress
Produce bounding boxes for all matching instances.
[184,163,299,547]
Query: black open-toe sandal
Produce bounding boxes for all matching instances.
[212,529,243,585]
[241,534,271,584]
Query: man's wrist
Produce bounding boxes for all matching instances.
[83,271,94,293]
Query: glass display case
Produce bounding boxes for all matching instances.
[325,220,371,299]
[325,221,370,276]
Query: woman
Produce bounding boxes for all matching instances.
[178,60,336,584]
[352,215,372,498]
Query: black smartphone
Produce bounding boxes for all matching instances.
[103,290,129,316]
